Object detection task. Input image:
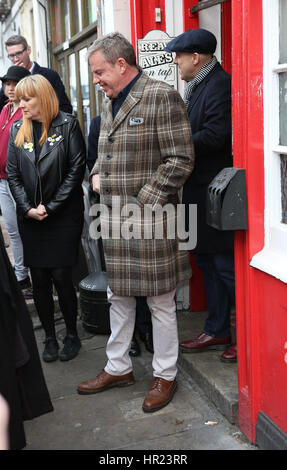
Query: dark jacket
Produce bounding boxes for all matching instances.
[0,229,53,449]
[0,62,72,114]
[6,112,86,217]
[87,115,101,171]
[183,62,234,253]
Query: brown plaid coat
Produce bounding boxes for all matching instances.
[91,73,194,296]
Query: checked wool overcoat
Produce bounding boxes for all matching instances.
[91,73,194,296]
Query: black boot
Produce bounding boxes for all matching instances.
[43,336,59,362]
[59,334,81,361]
[129,335,141,357]
[18,276,33,300]
[139,331,154,353]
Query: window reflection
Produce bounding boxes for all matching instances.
[279,73,287,146]
[53,0,61,44]
[281,155,287,224]
[59,58,66,88]
[73,0,83,34]
[64,0,71,40]
[279,0,287,224]
[88,0,98,24]
[279,0,287,63]
[69,54,77,117]
[79,48,90,139]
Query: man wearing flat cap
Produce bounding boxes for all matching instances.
[165,29,237,362]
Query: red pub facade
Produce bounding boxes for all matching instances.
[128,0,287,448]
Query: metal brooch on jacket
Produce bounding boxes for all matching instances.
[48,134,62,146]
[23,142,34,152]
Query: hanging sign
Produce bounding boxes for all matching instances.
[137,30,177,89]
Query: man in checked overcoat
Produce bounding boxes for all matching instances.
[77,32,194,412]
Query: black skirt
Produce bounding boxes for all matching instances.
[18,194,84,268]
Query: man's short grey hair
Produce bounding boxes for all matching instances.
[87,32,137,66]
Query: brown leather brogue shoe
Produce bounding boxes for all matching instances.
[220,343,237,363]
[77,370,135,395]
[142,377,177,413]
[179,332,231,353]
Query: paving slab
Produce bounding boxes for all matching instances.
[23,318,255,451]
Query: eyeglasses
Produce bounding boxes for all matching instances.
[7,47,27,61]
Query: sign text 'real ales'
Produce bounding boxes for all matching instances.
[137,30,177,89]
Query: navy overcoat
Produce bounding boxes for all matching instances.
[183,62,234,253]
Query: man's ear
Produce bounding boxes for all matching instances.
[192,53,200,65]
[117,58,127,74]
[27,45,32,56]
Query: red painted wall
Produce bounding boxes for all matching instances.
[256,271,287,435]
[183,0,199,29]
[232,0,287,442]
[232,0,264,443]
[221,1,232,74]
[130,0,166,51]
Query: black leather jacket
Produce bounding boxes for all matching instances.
[7,112,86,217]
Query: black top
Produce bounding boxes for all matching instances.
[112,71,142,118]
[32,120,43,161]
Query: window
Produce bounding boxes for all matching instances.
[250,0,287,282]
[49,0,101,138]
[282,155,287,223]
[79,47,91,139]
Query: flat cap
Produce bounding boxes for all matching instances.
[165,28,217,54]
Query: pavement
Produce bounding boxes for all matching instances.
[1,216,257,452]
[23,312,255,452]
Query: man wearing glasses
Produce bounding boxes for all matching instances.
[0,35,72,114]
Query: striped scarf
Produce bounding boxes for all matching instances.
[183,56,217,109]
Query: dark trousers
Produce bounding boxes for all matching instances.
[135,297,152,336]
[195,252,235,338]
[30,267,78,338]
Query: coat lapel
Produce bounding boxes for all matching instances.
[22,143,36,164]
[38,131,64,162]
[107,74,149,137]
[188,63,221,109]
[188,80,206,109]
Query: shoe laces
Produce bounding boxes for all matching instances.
[151,377,163,391]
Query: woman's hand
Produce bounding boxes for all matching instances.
[26,205,48,221]
[0,394,9,450]
[92,174,100,194]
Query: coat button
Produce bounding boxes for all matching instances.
[108,136,114,143]
[106,188,111,194]
[104,172,110,177]
[106,154,112,159]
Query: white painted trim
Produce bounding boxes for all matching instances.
[33,0,48,67]
[273,145,287,155]
[100,0,115,35]
[250,0,287,283]
[273,64,287,73]
[165,0,183,37]
[250,246,287,283]
[165,0,184,96]
[199,4,221,63]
